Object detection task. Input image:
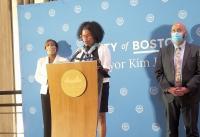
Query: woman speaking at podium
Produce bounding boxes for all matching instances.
[35,39,67,137]
[73,21,111,137]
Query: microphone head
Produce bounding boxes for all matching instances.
[75,48,82,53]
[69,48,82,62]
[87,43,99,54]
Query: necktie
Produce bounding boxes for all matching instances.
[175,47,182,87]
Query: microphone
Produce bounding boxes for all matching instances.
[70,48,82,62]
[81,44,99,61]
[86,43,99,55]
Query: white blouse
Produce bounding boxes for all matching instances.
[35,55,67,94]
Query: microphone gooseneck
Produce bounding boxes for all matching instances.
[69,48,82,62]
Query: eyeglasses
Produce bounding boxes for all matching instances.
[80,34,93,39]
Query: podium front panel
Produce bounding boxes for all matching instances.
[47,61,98,137]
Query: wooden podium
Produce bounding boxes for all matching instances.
[47,61,98,137]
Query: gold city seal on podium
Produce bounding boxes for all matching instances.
[61,69,87,97]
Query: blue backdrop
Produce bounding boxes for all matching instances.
[18,0,200,137]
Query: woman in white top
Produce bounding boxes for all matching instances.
[75,21,111,137]
[35,39,67,137]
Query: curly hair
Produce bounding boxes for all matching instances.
[77,21,104,43]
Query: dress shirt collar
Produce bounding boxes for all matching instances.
[173,40,186,51]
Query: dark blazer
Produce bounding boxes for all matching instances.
[155,42,200,104]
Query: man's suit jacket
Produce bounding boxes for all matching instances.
[155,42,200,104]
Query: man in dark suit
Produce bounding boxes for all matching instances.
[155,22,200,137]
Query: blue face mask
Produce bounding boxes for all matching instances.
[171,32,184,44]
